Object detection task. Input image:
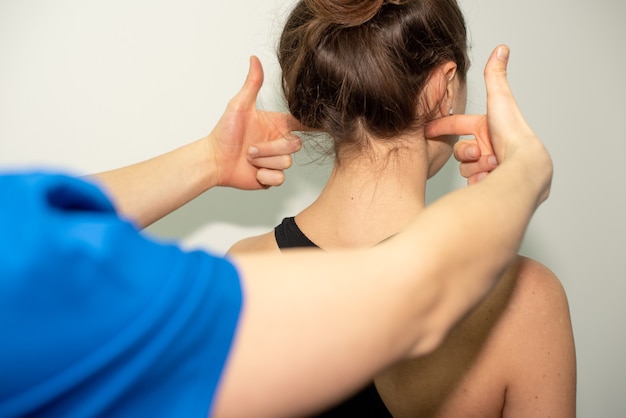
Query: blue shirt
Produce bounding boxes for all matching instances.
[0,172,242,417]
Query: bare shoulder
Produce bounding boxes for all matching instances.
[498,255,576,416]
[227,231,280,255]
[505,255,571,318]
[495,255,573,343]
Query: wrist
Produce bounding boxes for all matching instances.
[513,142,553,204]
[199,134,220,191]
[497,145,553,209]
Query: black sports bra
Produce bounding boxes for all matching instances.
[274,217,394,417]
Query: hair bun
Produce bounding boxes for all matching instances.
[305,0,405,27]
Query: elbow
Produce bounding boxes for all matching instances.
[409,331,447,357]
[403,282,473,358]
[404,296,461,358]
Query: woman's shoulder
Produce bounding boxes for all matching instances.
[455,255,575,414]
[227,231,279,255]
[499,256,575,398]
[492,259,576,415]
[455,255,571,352]
[504,255,570,318]
[453,254,573,377]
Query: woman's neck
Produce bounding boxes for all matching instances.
[296,141,430,249]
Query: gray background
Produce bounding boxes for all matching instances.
[1,0,624,415]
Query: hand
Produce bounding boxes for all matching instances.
[207,56,304,190]
[426,45,552,200]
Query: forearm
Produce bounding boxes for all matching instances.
[214,248,427,418]
[91,137,216,228]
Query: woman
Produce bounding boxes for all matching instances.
[228,0,576,416]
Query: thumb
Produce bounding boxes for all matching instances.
[484,45,512,105]
[483,45,552,203]
[484,45,533,146]
[230,56,264,111]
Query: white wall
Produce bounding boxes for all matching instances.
[1,0,624,415]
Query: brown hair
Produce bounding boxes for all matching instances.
[278,0,468,157]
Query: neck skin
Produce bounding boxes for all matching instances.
[296,133,440,249]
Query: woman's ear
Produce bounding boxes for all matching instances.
[438,61,459,116]
[421,61,461,120]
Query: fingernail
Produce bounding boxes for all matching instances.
[488,155,498,166]
[497,45,509,60]
[248,146,259,157]
[477,172,488,181]
[467,146,478,159]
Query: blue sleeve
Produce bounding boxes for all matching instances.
[0,172,242,417]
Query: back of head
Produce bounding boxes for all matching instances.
[279,0,468,157]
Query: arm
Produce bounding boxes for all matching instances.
[212,45,555,418]
[91,56,302,228]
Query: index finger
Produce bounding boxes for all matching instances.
[424,114,483,138]
[249,135,302,158]
[425,114,495,156]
